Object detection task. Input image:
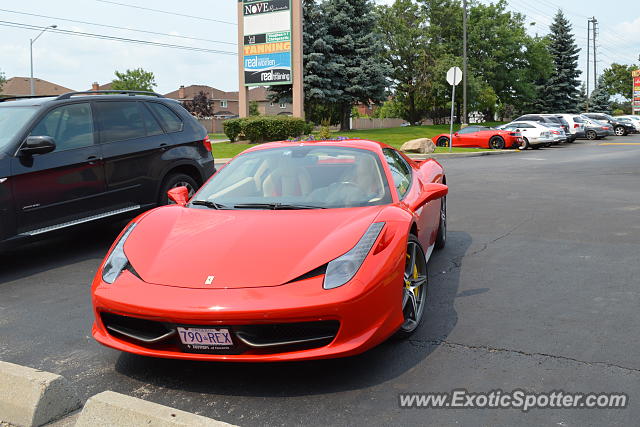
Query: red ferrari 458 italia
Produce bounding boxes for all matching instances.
[434,125,523,149]
[91,139,448,361]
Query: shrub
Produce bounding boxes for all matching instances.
[223,118,245,142]
[238,116,307,143]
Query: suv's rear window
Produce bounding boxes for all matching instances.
[0,106,38,151]
[147,103,183,133]
[96,101,147,143]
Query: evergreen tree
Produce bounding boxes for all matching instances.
[322,0,390,130]
[544,10,581,112]
[576,83,588,112]
[589,77,612,114]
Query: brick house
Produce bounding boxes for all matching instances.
[89,82,114,91]
[248,87,292,116]
[164,85,239,118]
[1,77,74,96]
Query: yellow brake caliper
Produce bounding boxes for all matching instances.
[405,254,420,297]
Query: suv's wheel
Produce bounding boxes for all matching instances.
[614,126,626,136]
[395,235,428,338]
[159,173,198,205]
[586,130,597,140]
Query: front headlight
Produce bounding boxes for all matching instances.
[102,223,137,284]
[323,222,385,290]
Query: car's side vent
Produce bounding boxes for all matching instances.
[286,264,328,284]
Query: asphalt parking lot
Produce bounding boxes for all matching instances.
[2,135,640,426]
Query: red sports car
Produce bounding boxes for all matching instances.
[91,139,448,361]
[434,126,523,149]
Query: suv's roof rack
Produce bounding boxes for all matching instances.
[55,90,164,100]
[0,95,57,103]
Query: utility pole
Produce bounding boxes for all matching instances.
[586,19,590,111]
[462,0,468,125]
[592,17,598,90]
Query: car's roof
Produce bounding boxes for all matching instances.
[241,139,394,155]
[0,94,172,108]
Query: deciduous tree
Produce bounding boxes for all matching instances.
[111,68,157,92]
[601,63,639,101]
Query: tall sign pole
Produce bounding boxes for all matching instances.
[586,19,590,111]
[447,67,462,153]
[238,0,303,118]
[292,0,304,118]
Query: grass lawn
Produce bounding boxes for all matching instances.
[211,122,504,159]
[208,133,227,140]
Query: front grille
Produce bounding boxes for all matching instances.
[100,312,340,354]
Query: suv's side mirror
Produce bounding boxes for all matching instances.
[20,136,56,156]
[167,186,189,206]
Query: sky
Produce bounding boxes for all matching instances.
[0,0,638,95]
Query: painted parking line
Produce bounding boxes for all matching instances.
[599,142,640,146]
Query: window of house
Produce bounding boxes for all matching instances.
[279,103,286,109]
[220,100,228,108]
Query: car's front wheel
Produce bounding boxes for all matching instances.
[396,235,428,338]
[586,130,597,140]
[614,126,626,136]
[159,173,198,205]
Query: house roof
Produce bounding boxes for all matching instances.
[86,82,114,91]
[1,77,74,96]
[164,85,239,101]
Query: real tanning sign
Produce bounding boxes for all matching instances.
[242,0,292,86]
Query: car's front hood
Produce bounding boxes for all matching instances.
[124,205,384,289]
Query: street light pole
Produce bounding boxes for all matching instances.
[29,24,57,96]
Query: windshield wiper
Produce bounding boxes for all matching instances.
[191,200,231,210]
[233,203,326,210]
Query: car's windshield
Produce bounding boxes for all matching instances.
[0,106,39,152]
[194,146,393,209]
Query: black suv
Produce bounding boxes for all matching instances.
[582,113,635,136]
[0,91,215,248]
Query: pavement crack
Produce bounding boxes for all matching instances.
[409,338,640,374]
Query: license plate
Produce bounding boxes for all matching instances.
[177,327,233,351]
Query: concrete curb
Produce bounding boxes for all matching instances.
[215,150,519,164]
[0,361,81,427]
[410,149,521,160]
[75,391,235,427]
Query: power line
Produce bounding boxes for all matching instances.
[0,20,237,55]
[95,0,236,26]
[0,8,236,46]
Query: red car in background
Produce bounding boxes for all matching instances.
[434,126,523,149]
[91,139,448,362]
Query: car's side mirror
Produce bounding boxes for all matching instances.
[454,132,459,136]
[20,136,56,156]
[409,183,448,212]
[167,186,189,206]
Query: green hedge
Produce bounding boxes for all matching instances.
[223,116,307,143]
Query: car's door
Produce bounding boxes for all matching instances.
[453,127,479,147]
[383,148,438,248]
[95,101,172,210]
[9,102,107,235]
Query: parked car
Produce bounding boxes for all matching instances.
[549,114,583,142]
[577,116,612,140]
[513,115,569,143]
[0,91,215,249]
[91,139,448,361]
[496,121,553,149]
[615,115,640,132]
[613,117,639,133]
[434,126,523,149]
[582,113,634,136]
